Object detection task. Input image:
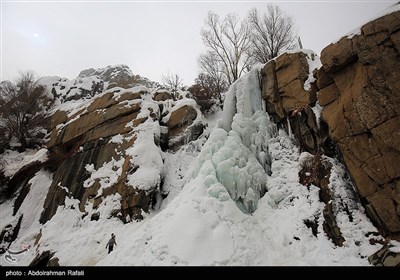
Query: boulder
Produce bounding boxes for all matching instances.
[369,244,400,266]
[78,65,138,90]
[168,105,198,131]
[167,104,204,150]
[154,91,172,101]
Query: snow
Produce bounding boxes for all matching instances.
[0,170,53,266]
[162,98,204,125]
[83,157,124,196]
[109,134,124,144]
[302,49,322,91]
[125,120,164,191]
[95,124,379,266]
[1,148,48,177]
[389,240,400,253]
[219,66,263,131]
[311,102,323,128]
[0,62,386,266]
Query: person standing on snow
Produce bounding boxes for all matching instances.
[106,233,117,254]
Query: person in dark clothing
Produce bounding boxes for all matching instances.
[106,233,117,254]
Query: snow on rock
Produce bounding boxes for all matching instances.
[83,157,124,196]
[164,98,207,149]
[0,170,53,266]
[96,117,380,266]
[0,60,386,266]
[1,148,48,178]
[302,49,322,91]
[389,241,400,253]
[126,120,164,191]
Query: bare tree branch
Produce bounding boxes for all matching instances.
[247,4,298,63]
[200,11,252,85]
[161,72,183,99]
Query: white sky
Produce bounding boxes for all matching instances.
[1,0,396,85]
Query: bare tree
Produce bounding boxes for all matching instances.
[198,51,228,102]
[0,71,50,151]
[200,11,252,85]
[248,4,297,63]
[189,72,228,113]
[161,72,183,97]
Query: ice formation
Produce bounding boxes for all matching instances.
[193,67,276,213]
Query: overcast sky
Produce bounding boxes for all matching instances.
[1,1,396,85]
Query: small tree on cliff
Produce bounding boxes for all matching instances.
[161,72,183,98]
[0,71,50,151]
[247,4,297,63]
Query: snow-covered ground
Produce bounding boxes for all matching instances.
[0,65,382,266]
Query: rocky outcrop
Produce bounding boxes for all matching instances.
[41,88,148,223]
[369,244,400,266]
[78,65,137,90]
[39,78,205,224]
[317,8,400,233]
[261,7,400,236]
[299,153,345,246]
[167,103,204,150]
[261,50,334,156]
[39,65,160,103]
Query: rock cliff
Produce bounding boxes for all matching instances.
[318,8,400,234]
[7,66,206,225]
[1,4,400,267]
[260,4,400,249]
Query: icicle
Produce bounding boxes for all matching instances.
[287,116,293,138]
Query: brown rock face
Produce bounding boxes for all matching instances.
[39,86,205,224]
[279,52,316,108]
[167,104,203,150]
[42,89,153,223]
[318,9,400,233]
[260,50,333,156]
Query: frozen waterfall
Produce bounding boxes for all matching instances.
[192,66,276,213]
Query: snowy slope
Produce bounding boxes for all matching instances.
[1,66,382,266]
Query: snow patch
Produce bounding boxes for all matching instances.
[302,49,322,91]
[125,120,164,191]
[1,148,48,177]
